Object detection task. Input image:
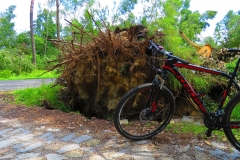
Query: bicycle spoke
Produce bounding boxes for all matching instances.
[114,84,175,140]
[223,93,240,150]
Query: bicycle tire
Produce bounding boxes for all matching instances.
[114,83,175,140]
[223,91,240,150]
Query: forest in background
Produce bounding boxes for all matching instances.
[1,0,240,117]
[0,0,239,75]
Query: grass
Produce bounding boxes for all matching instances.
[13,83,70,112]
[166,122,205,134]
[0,69,59,80]
[165,121,226,141]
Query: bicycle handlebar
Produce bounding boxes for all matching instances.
[149,40,189,64]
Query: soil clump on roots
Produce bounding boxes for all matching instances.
[50,22,158,118]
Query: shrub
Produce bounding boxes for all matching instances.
[0,70,12,78]
[0,49,35,75]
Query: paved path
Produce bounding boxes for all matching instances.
[0,114,240,159]
[0,79,55,91]
[0,80,240,159]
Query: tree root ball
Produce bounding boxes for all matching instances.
[50,25,157,118]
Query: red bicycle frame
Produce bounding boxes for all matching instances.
[148,40,240,132]
[162,59,240,116]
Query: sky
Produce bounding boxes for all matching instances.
[0,0,45,33]
[0,0,239,38]
[189,0,240,38]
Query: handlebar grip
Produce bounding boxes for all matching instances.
[148,40,189,64]
[149,40,170,56]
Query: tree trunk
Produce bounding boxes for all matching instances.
[44,12,49,56]
[30,0,36,65]
[56,0,60,40]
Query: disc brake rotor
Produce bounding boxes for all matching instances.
[139,108,154,122]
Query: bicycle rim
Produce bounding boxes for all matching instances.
[114,83,175,140]
[223,92,240,150]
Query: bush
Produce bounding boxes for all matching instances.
[36,54,59,70]
[0,70,12,78]
[0,49,35,75]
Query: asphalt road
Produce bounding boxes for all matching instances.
[0,79,55,91]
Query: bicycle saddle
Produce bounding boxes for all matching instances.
[227,48,240,53]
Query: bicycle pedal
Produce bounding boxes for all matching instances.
[205,130,212,137]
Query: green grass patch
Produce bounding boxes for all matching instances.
[13,83,70,112]
[0,69,59,80]
[165,121,226,140]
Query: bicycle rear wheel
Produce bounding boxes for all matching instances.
[223,92,240,150]
[114,83,175,140]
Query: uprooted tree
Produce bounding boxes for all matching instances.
[49,18,239,119]
[49,22,159,118]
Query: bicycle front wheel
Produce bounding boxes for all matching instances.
[223,92,240,151]
[114,83,175,140]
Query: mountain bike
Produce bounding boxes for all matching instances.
[114,40,240,150]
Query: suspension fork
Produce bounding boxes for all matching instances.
[151,79,165,113]
[146,72,167,113]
